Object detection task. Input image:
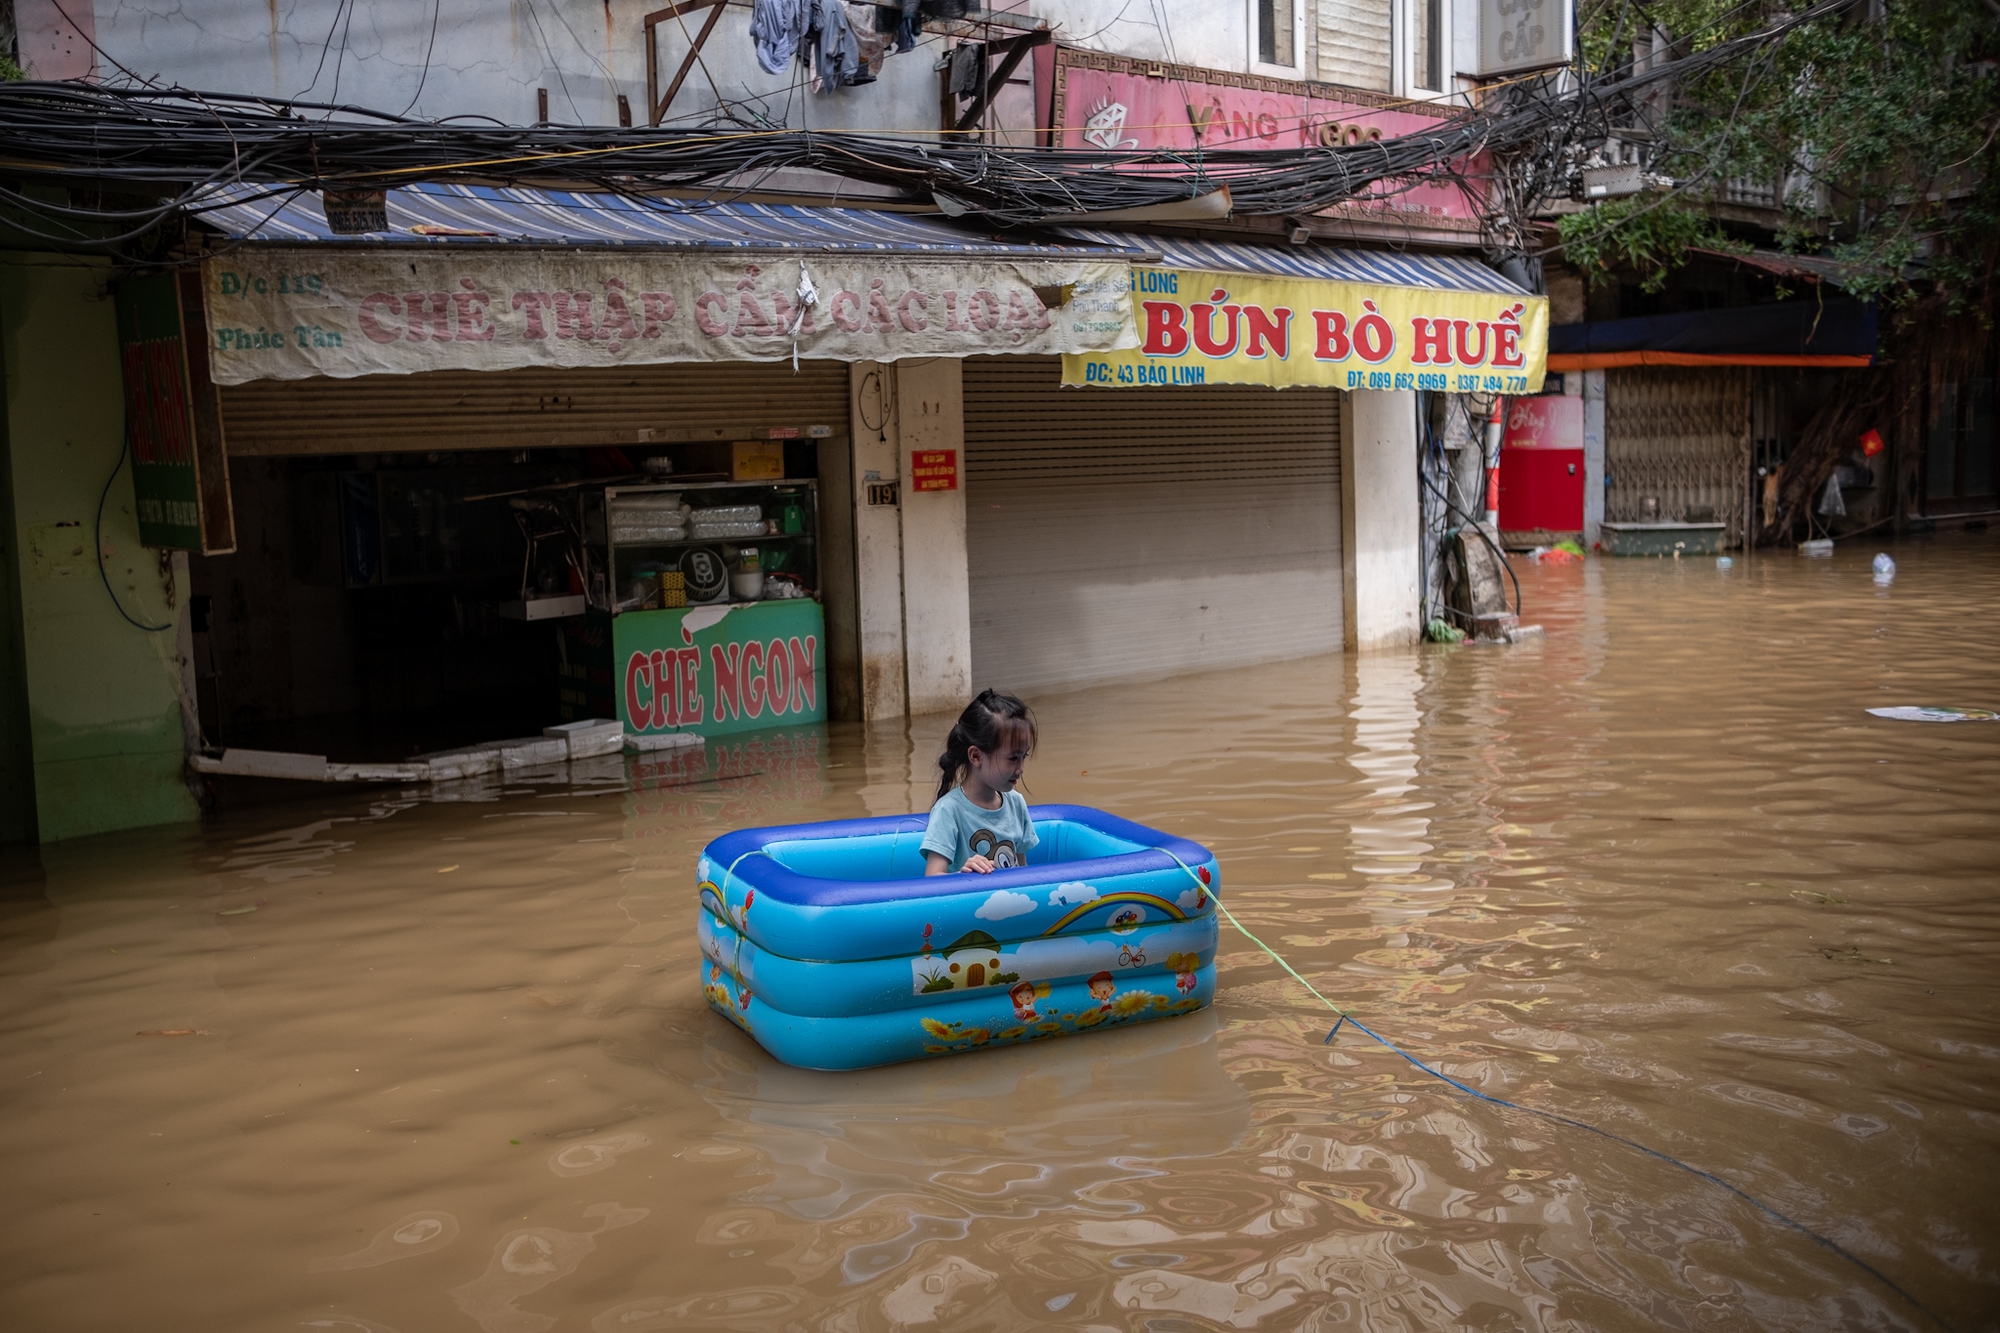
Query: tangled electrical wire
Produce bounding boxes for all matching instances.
[0,0,1845,251]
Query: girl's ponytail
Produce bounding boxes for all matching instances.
[935,688,1037,801]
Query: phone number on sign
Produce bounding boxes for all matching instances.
[1348,372,1531,392]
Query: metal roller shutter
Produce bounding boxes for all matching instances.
[963,356,1343,694]
[217,360,851,456]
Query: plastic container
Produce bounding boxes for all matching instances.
[689,519,769,540]
[729,570,765,600]
[690,504,762,524]
[698,806,1219,1069]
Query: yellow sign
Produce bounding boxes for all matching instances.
[1062,268,1547,393]
[731,440,785,480]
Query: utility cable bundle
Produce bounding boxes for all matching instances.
[0,0,1841,248]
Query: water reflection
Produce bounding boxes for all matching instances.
[0,536,1993,1330]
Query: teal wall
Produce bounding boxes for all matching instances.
[0,255,198,842]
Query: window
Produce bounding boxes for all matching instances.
[1412,0,1443,91]
[1255,0,1296,70]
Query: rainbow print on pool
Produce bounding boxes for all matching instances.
[696,805,1219,1069]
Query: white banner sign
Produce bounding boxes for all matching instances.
[200,250,1137,385]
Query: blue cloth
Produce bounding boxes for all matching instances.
[809,0,860,91]
[750,0,809,76]
[921,788,1038,872]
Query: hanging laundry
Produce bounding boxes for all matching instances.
[751,0,810,76]
[947,42,985,98]
[846,3,893,82]
[807,0,861,93]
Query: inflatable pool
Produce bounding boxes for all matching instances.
[696,805,1219,1069]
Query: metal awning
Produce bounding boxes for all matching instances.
[1058,228,1532,296]
[192,181,1157,258]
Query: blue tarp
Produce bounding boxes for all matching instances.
[1549,298,1877,359]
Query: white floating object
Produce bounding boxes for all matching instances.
[624,731,704,753]
[1799,538,1834,557]
[545,718,625,759]
[1866,706,1999,723]
[1715,556,1733,569]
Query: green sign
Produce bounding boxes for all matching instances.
[114,274,202,550]
[615,600,826,739]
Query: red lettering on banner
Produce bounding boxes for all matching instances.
[511,291,554,339]
[942,290,970,331]
[639,291,674,336]
[763,638,790,715]
[625,652,653,728]
[711,643,743,720]
[678,647,703,723]
[1243,306,1291,359]
[1491,306,1526,367]
[1191,291,1240,357]
[599,279,641,347]
[898,289,929,332]
[359,293,402,343]
[742,641,767,718]
[1410,317,1452,365]
[694,291,729,336]
[1452,319,1491,366]
[969,290,1001,332]
[771,289,813,336]
[788,636,817,712]
[1142,302,1189,355]
[830,291,864,332]
[650,649,674,726]
[452,280,494,341]
[1311,310,1352,360]
[404,292,451,342]
[550,292,595,340]
[733,288,776,337]
[866,280,897,333]
[1353,301,1395,363]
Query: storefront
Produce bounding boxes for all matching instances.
[959,235,1545,692]
[167,183,1141,755]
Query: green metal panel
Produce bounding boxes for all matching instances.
[614,601,826,739]
[0,255,198,842]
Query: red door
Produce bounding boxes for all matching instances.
[1498,396,1585,533]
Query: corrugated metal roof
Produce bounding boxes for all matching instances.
[190,182,1155,257]
[1060,228,1530,296]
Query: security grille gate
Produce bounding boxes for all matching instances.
[962,356,1343,695]
[1606,366,1751,546]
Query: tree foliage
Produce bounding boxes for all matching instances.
[1557,195,1742,291]
[1567,0,2000,308]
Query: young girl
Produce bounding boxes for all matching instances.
[921,689,1037,876]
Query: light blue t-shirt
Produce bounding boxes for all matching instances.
[921,788,1037,872]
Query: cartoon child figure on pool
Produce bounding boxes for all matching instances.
[1087,971,1116,1009]
[922,689,1038,876]
[1009,979,1039,1021]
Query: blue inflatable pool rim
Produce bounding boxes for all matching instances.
[700,803,1214,908]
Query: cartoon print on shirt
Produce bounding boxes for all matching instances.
[967,827,1022,869]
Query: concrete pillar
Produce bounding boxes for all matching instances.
[893,359,971,718]
[0,255,199,842]
[848,362,906,721]
[844,359,971,723]
[1581,369,1607,548]
[1340,389,1422,650]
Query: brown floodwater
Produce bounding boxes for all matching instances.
[3,531,1997,1332]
